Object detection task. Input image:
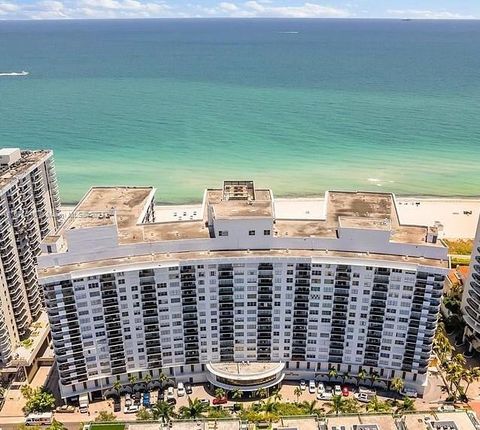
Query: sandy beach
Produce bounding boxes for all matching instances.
[61,196,480,240]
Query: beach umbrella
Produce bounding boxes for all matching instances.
[162,379,175,389]
[147,380,162,391]
[119,385,133,395]
[104,388,119,399]
[133,383,147,393]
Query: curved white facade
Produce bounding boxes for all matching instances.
[38,182,448,400]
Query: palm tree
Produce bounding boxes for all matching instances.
[368,372,379,388]
[260,398,279,414]
[214,388,226,399]
[390,377,404,395]
[397,396,415,414]
[136,408,153,421]
[128,374,138,385]
[112,380,122,392]
[255,388,268,399]
[341,397,359,414]
[464,367,480,396]
[158,371,168,383]
[356,369,368,386]
[461,370,474,399]
[271,389,282,402]
[341,371,350,384]
[231,389,243,401]
[329,395,343,416]
[178,397,209,419]
[47,419,67,430]
[366,395,391,413]
[328,367,338,382]
[143,373,152,384]
[301,400,324,416]
[293,387,303,403]
[152,400,175,423]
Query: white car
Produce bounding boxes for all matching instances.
[334,385,342,396]
[177,382,185,397]
[125,394,132,407]
[166,386,175,400]
[317,382,325,395]
[124,404,139,414]
[354,392,370,403]
[300,380,307,391]
[308,380,316,394]
[320,386,333,400]
[437,405,455,412]
[400,388,418,398]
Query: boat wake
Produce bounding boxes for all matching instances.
[0,71,29,77]
[278,31,299,34]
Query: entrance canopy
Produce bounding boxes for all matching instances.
[206,362,285,392]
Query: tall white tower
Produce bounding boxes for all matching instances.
[461,215,480,353]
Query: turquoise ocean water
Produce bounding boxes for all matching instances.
[0,19,479,203]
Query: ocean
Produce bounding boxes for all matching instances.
[0,19,479,203]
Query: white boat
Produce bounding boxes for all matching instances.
[0,71,29,77]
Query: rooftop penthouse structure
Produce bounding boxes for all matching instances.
[38,181,448,401]
[0,148,61,376]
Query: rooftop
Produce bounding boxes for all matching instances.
[52,187,155,240]
[0,149,51,191]
[39,247,448,279]
[207,181,273,219]
[42,184,447,264]
[274,191,435,245]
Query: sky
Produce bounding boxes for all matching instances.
[0,0,479,20]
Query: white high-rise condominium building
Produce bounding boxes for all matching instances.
[38,181,448,401]
[461,215,480,353]
[0,148,61,374]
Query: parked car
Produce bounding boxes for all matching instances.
[142,392,151,408]
[125,394,132,407]
[317,382,325,395]
[166,386,175,400]
[166,398,177,406]
[300,380,307,391]
[341,386,349,397]
[177,382,185,397]
[199,398,210,406]
[400,388,418,398]
[124,404,139,414]
[334,385,342,396]
[354,392,370,403]
[55,405,75,413]
[320,386,333,400]
[437,405,456,412]
[213,396,228,405]
[113,400,121,412]
[185,383,193,395]
[308,380,316,394]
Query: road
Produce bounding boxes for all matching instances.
[1,423,81,430]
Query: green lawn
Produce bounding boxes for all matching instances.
[90,424,125,430]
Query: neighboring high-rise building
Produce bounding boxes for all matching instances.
[0,148,61,370]
[461,215,480,354]
[38,181,448,401]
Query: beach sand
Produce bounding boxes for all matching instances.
[61,197,480,240]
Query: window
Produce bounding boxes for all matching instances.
[219,231,228,237]
[249,230,255,236]
[263,230,271,236]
